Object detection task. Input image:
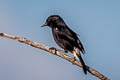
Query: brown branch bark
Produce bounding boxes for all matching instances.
[0,32,110,80]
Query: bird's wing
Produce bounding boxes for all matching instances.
[63,26,85,54]
[56,22,85,54]
[56,29,85,54]
[53,30,75,49]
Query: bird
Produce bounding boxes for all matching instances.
[41,15,87,74]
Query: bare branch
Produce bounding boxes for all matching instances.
[0,32,110,80]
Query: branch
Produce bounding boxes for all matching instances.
[0,32,110,80]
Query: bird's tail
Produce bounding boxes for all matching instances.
[77,54,87,74]
[72,51,87,74]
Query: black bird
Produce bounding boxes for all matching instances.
[41,15,87,74]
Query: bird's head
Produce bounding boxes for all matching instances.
[41,15,65,28]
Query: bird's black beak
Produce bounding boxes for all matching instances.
[41,22,48,27]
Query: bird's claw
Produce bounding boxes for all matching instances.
[72,57,76,65]
[49,47,57,55]
[64,50,68,53]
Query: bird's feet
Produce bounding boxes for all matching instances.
[72,57,76,65]
[49,47,57,55]
[64,50,68,53]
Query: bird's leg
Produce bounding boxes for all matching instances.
[49,47,57,55]
[72,57,76,65]
[64,50,68,53]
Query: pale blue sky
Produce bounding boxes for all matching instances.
[0,0,120,80]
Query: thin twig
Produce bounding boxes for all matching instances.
[0,32,110,80]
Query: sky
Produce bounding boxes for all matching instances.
[0,0,120,80]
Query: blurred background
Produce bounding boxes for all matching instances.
[0,0,120,80]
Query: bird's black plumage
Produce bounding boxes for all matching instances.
[41,15,87,74]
